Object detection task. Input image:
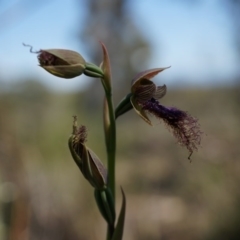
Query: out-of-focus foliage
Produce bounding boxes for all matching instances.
[77,0,151,107]
[1,80,240,240]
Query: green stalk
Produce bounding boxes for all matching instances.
[103,88,116,201]
[100,42,116,240]
[103,87,116,240]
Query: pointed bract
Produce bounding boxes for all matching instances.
[111,188,126,240]
[100,42,112,92]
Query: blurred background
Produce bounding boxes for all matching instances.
[1,0,240,239]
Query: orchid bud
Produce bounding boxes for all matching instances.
[68,116,107,190]
[38,49,86,78]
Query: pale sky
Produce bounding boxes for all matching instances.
[0,0,238,92]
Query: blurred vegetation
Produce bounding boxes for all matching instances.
[77,0,151,107]
[1,79,240,240]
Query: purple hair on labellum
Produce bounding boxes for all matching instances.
[142,98,202,160]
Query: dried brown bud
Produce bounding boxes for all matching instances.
[69,117,107,190]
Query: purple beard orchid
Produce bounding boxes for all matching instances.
[116,68,202,160]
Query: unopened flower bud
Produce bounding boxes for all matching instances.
[68,116,107,190]
[38,49,86,78]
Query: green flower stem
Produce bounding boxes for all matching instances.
[104,88,116,202]
[100,43,117,240]
[102,83,116,240]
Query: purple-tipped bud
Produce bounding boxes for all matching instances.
[38,49,86,78]
[142,98,202,160]
[69,117,107,189]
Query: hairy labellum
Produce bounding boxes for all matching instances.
[142,98,202,159]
